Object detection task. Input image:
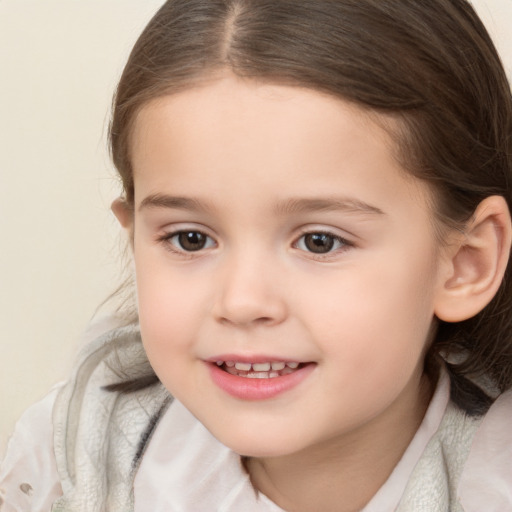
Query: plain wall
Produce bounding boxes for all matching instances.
[1,0,511,454]
[0,0,166,453]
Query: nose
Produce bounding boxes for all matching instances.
[212,252,288,327]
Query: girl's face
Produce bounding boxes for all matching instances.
[128,75,448,458]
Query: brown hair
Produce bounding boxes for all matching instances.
[109,0,512,414]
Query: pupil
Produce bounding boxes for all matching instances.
[179,231,206,251]
[305,233,334,253]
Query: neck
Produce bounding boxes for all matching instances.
[246,372,433,512]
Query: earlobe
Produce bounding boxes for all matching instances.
[434,195,512,323]
[111,197,134,229]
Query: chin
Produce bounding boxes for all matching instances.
[213,429,303,459]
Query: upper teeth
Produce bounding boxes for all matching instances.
[216,361,299,371]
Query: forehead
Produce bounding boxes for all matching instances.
[132,76,396,162]
[130,76,431,219]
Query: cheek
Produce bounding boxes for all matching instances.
[305,248,438,372]
[134,254,204,362]
[135,267,207,398]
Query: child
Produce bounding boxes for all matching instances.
[1,0,512,510]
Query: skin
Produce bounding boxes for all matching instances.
[122,75,457,511]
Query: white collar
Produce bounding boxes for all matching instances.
[135,372,451,512]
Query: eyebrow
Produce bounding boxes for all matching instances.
[138,193,384,216]
[139,194,215,213]
[274,197,385,216]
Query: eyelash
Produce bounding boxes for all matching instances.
[157,229,353,258]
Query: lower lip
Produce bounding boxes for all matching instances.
[208,363,315,400]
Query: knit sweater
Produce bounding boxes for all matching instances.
[50,324,481,511]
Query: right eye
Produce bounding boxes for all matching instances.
[294,231,351,255]
[164,230,215,252]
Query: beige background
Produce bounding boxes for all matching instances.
[1,0,511,454]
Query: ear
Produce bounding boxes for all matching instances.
[111,197,134,230]
[434,195,512,322]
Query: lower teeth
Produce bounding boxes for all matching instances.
[247,371,280,379]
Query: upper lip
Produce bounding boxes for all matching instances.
[205,354,306,364]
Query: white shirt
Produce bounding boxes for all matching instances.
[1,371,511,511]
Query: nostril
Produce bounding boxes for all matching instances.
[217,313,281,327]
[255,316,275,324]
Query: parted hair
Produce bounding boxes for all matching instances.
[108,0,512,414]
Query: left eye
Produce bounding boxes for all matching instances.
[296,232,347,254]
[167,231,215,252]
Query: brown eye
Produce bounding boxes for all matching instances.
[171,231,214,252]
[297,232,348,255]
[303,233,334,253]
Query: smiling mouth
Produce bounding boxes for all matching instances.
[214,360,305,379]
[209,359,315,400]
